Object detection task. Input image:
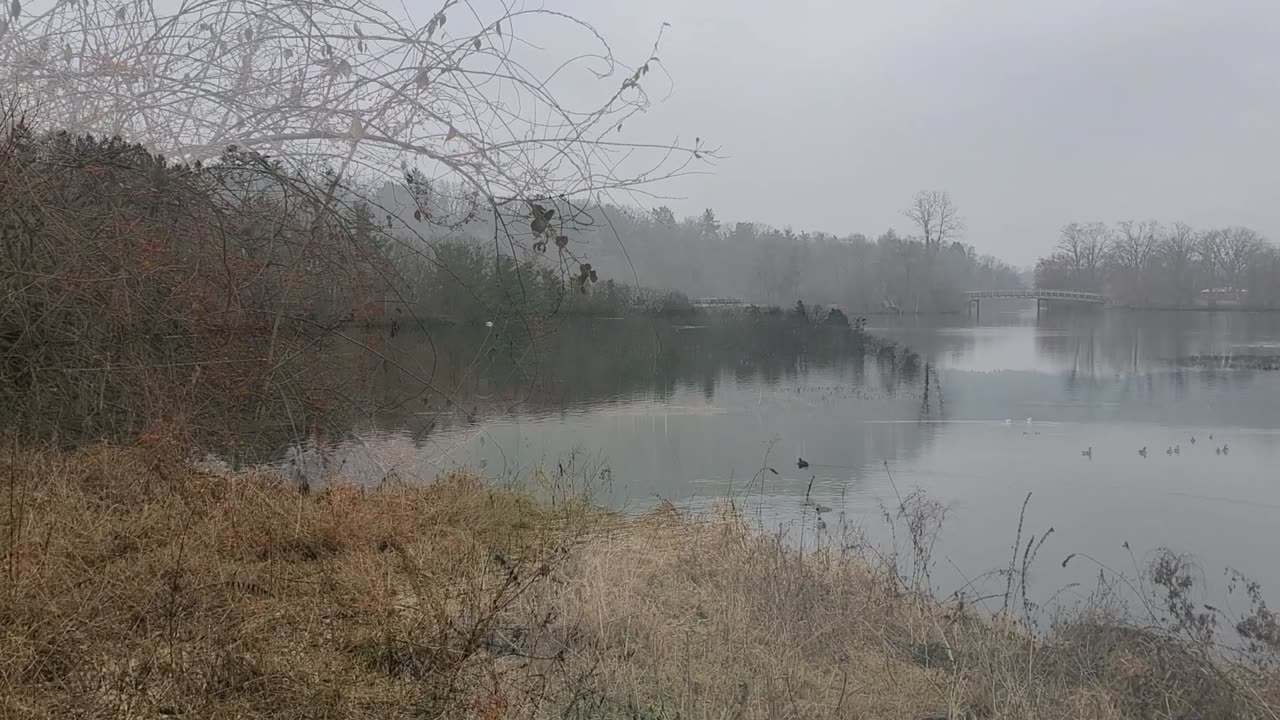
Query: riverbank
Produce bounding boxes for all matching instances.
[4,448,1278,719]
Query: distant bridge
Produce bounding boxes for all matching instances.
[965,289,1107,320]
[692,297,750,308]
[966,289,1107,303]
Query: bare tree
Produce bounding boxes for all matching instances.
[1245,245,1280,306]
[1036,220,1280,308]
[904,190,963,254]
[1161,222,1197,303]
[1219,226,1263,287]
[1195,229,1224,289]
[1081,223,1112,289]
[1110,220,1161,303]
[1057,223,1088,279]
[1057,221,1110,291]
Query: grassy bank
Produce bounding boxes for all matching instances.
[3,449,1279,719]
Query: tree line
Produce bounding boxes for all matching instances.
[348,186,1022,322]
[577,193,1020,314]
[1035,222,1280,307]
[1,0,712,450]
[379,189,1021,318]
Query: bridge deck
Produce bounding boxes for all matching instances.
[965,289,1106,303]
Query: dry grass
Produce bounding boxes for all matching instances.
[0,446,590,719]
[3,449,1279,719]
[542,507,1280,719]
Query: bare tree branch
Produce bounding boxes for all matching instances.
[0,0,716,227]
[904,190,962,254]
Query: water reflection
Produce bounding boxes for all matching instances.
[872,310,1280,427]
[875,307,1280,376]
[359,315,894,431]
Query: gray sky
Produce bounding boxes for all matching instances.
[553,0,1280,266]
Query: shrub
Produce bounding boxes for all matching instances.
[0,113,384,450]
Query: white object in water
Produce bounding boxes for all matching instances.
[485,320,494,328]
[1026,417,1032,424]
[1004,419,1012,425]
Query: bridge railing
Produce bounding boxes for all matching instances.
[964,289,1106,303]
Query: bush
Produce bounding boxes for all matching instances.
[0,114,385,450]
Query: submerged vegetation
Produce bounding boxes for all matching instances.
[4,448,1280,719]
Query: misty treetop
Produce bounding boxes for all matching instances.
[573,201,1021,314]
[360,182,1020,320]
[1036,221,1280,307]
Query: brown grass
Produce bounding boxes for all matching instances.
[544,508,1280,719]
[0,446,590,719]
[3,448,1278,719]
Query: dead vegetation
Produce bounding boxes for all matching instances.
[3,448,1279,719]
[0,108,390,452]
[541,506,1280,720]
[1,446,591,719]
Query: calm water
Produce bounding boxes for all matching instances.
[309,307,1280,611]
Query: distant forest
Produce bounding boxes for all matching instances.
[580,203,1024,313]
[1035,222,1280,307]
[368,184,1024,320]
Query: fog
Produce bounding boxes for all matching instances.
[551,0,1280,267]
[10,1,1280,711]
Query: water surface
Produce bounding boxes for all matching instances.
[313,307,1280,612]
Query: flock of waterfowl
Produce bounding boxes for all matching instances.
[998,417,1232,461]
[1083,433,1229,461]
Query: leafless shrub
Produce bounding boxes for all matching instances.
[2,0,715,452]
[0,0,712,247]
[0,109,383,450]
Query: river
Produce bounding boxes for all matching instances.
[304,306,1280,614]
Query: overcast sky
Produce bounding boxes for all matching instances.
[548,0,1280,267]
